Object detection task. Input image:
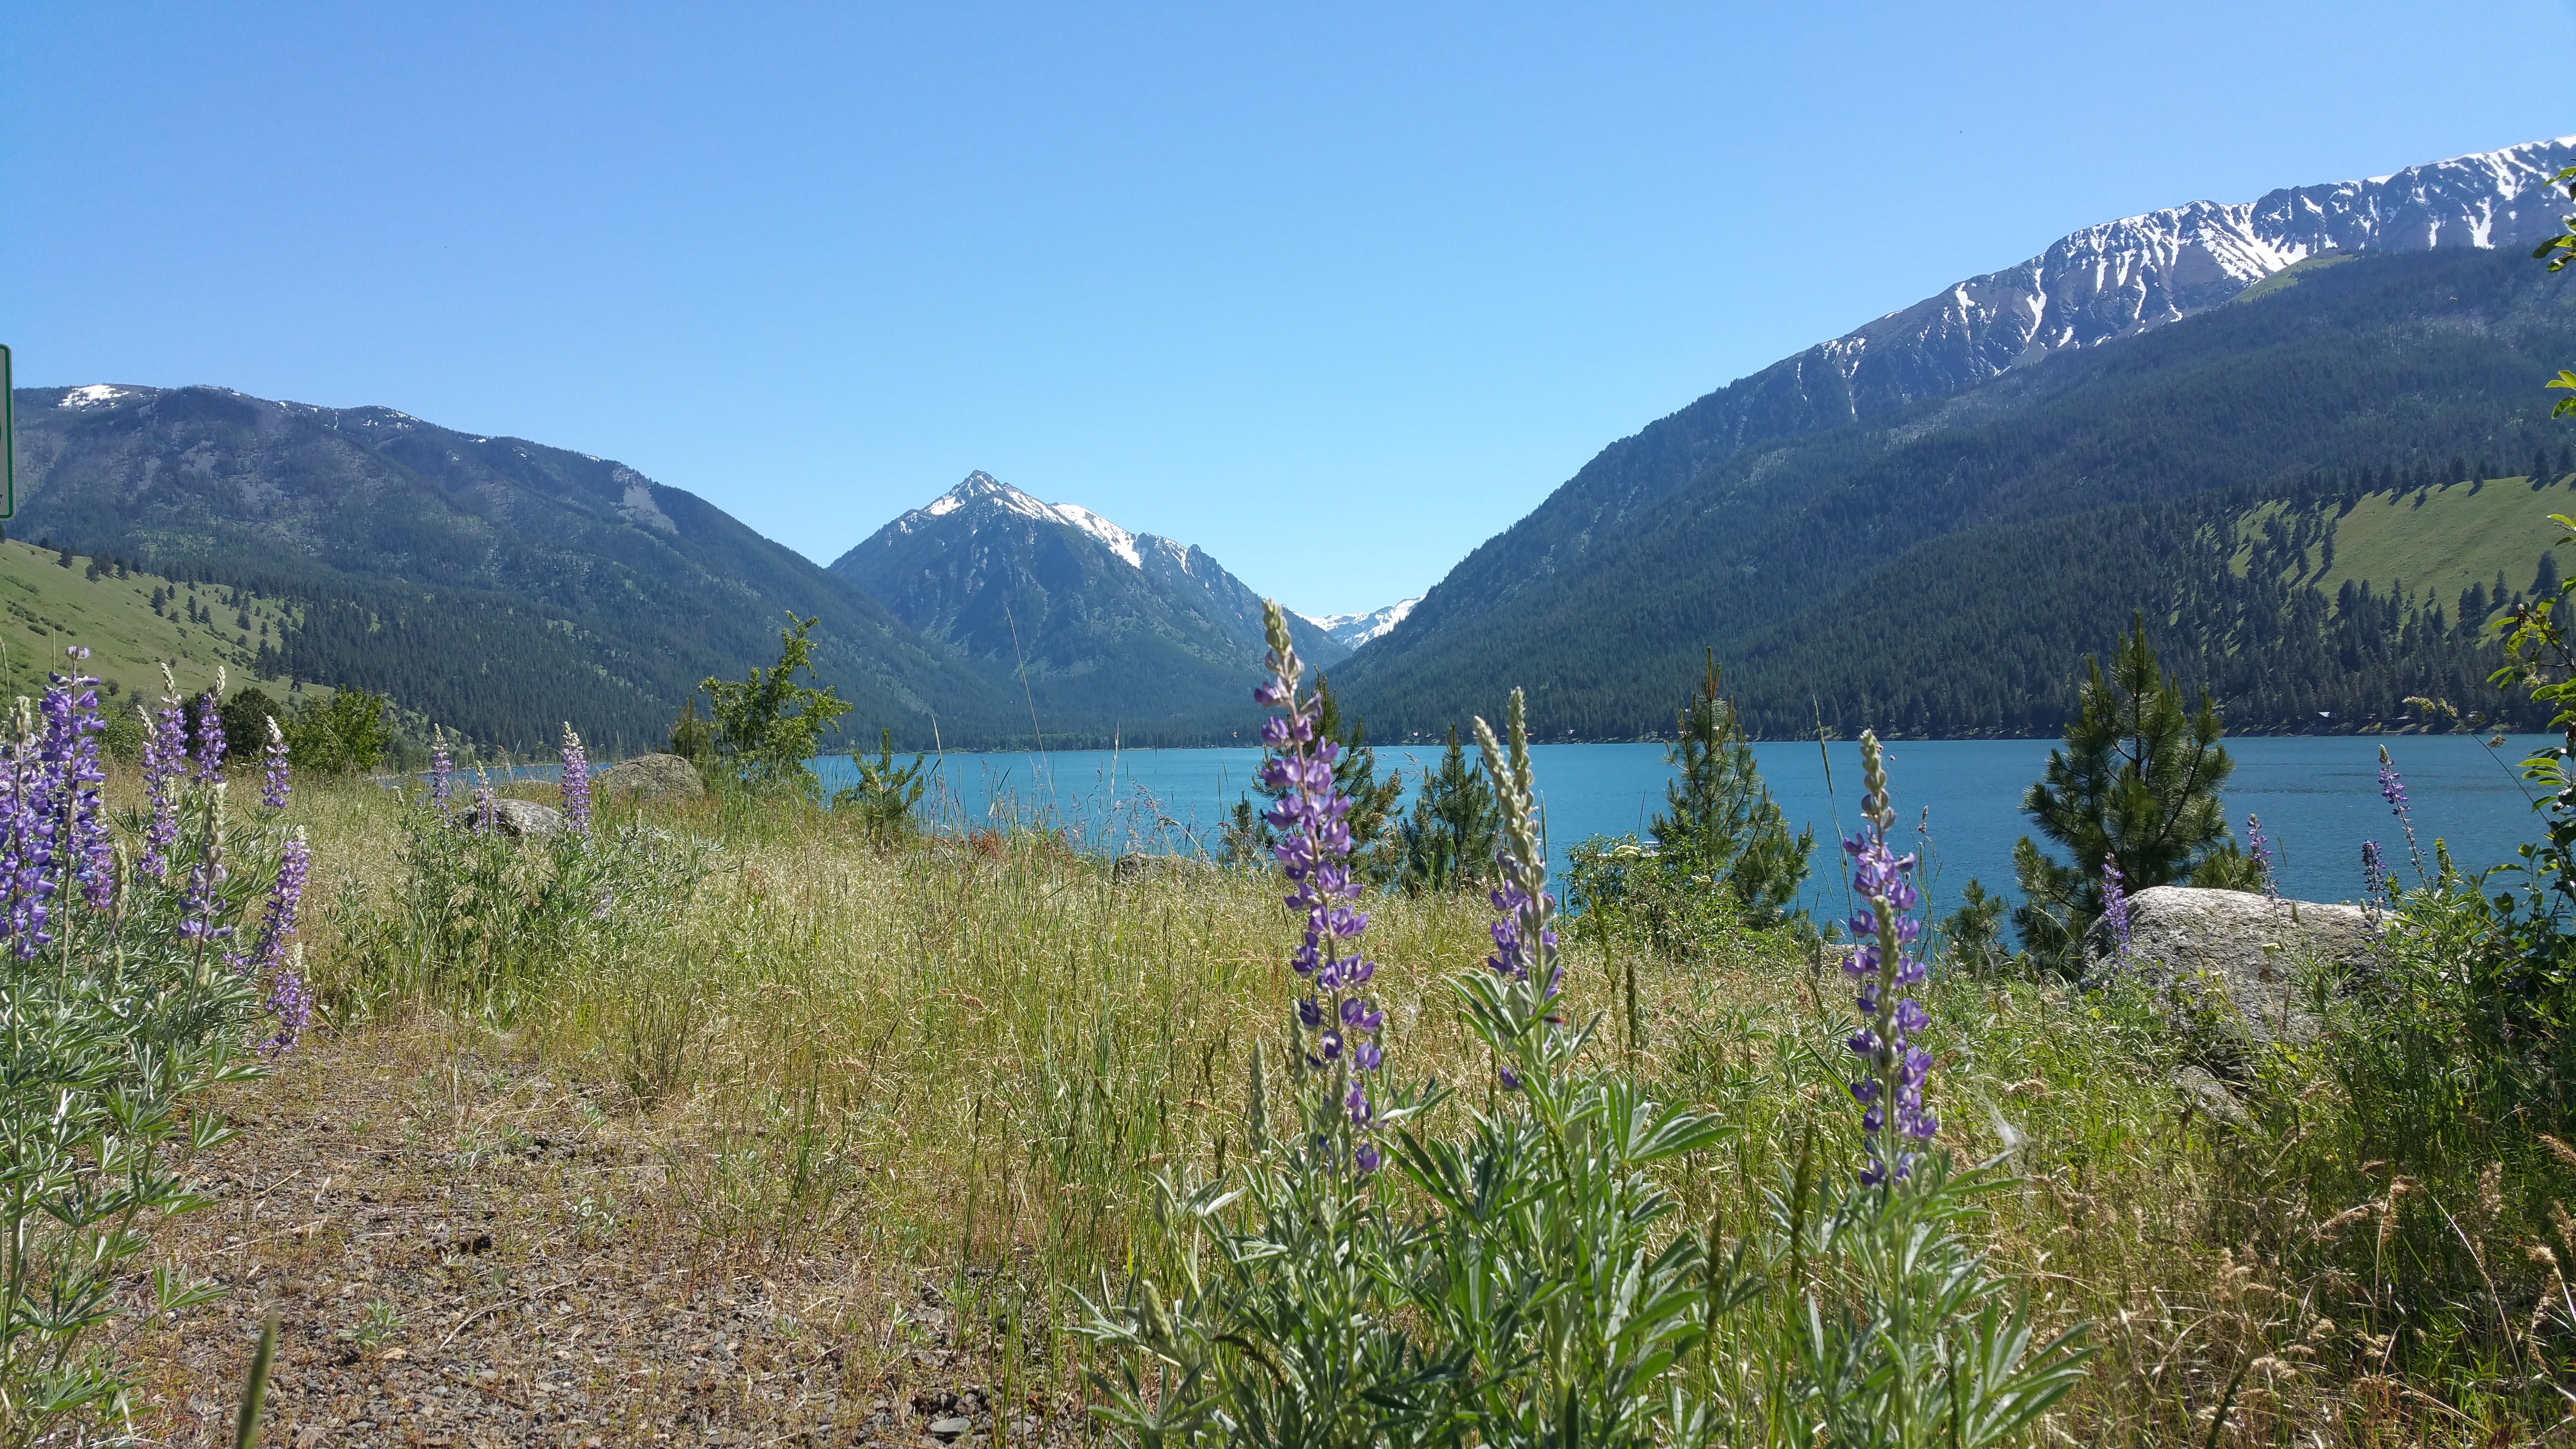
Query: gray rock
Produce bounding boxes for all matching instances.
[593,752,706,804]
[928,1417,973,1439]
[2173,1064,2251,1126]
[2103,885,2380,1048]
[1111,852,1217,882]
[483,798,565,839]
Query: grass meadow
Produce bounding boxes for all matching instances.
[110,769,2572,1446]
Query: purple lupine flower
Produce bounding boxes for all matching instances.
[178,791,229,945]
[193,678,226,784]
[141,667,189,879]
[0,649,120,953]
[429,727,454,815]
[560,723,592,836]
[2100,857,2132,966]
[259,715,291,810]
[1251,601,1384,1174]
[263,944,311,1055]
[1471,689,1562,1087]
[250,829,307,975]
[2360,838,2389,938]
[1840,731,1936,1187]
[0,697,61,958]
[2246,813,2281,901]
[2379,745,2428,883]
[32,650,113,916]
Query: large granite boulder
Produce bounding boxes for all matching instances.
[478,798,565,839]
[2102,885,2380,1051]
[594,752,705,805]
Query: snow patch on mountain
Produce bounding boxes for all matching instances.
[1049,502,1143,568]
[1304,597,1419,648]
[56,385,141,409]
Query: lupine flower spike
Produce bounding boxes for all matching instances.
[179,785,230,945]
[429,727,454,815]
[1472,688,1561,1091]
[2379,746,2428,883]
[251,828,307,978]
[141,665,188,878]
[2246,813,2281,901]
[2360,839,2389,938]
[1252,601,1385,1175]
[560,723,592,836]
[260,716,291,810]
[2100,857,2132,967]
[0,648,115,952]
[1841,731,1936,1187]
[56,649,113,914]
[264,943,312,1056]
[193,667,227,784]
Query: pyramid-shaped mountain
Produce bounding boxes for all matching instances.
[832,473,1349,738]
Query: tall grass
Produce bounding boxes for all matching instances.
[267,773,2570,1443]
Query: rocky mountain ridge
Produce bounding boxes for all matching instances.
[1351,134,2576,683]
[832,472,1349,734]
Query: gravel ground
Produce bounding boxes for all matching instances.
[115,1024,1087,1448]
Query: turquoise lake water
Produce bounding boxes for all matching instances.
[809,735,2556,919]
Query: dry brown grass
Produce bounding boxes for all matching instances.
[91,773,2576,1446]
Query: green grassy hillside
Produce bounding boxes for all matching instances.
[0,540,303,705]
[2236,474,2576,619]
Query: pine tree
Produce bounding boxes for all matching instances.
[2012,616,2239,971]
[1397,724,1500,894]
[1312,673,1402,877]
[1650,652,1812,922]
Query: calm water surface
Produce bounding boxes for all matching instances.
[810,735,2553,918]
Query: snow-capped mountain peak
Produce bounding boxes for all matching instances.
[904,471,1148,568]
[1785,135,2576,417]
[832,473,1357,703]
[1304,597,1419,648]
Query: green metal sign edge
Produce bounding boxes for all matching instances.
[0,344,13,519]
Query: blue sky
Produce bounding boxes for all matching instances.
[5,3,2574,616]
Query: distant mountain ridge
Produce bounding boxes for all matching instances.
[9,383,1019,753]
[833,472,1346,739]
[1361,135,2576,666]
[1339,136,2576,740]
[1780,136,2576,429]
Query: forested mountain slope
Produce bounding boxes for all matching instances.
[8,385,1016,753]
[1358,138,2576,667]
[1340,244,2576,739]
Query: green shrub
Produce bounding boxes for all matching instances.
[331,768,708,1024]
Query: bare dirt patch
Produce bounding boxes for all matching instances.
[120,1022,1079,1449]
